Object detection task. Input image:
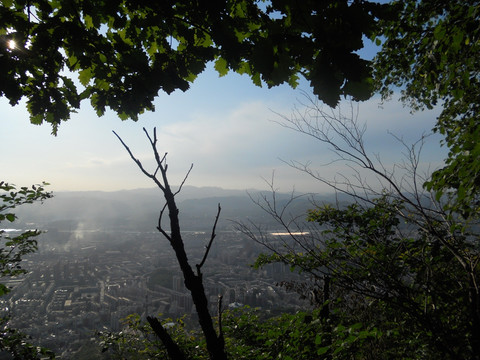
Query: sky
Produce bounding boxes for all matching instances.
[1,56,447,194]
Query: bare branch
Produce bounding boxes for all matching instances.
[156,202,171,242]
[146,316,186,360]
[115,127,227,360]
[112,130,166,192]
[174,164,194,197]
[197,204,221,274]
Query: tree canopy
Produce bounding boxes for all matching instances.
[0,0,390,133]
[373,0,480,213]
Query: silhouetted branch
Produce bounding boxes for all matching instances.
[197,204,221,275]
[146,316,186,360]
[157,202,171,242]
[175,164,194,196]
[115,127,227,360]
[112,130,166,192]
[217,295,224,348]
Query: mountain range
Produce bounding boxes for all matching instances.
[13,186,339,231]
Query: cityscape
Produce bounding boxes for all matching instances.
[2,188,313,358]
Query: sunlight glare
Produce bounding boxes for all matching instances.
[7,40,16,50]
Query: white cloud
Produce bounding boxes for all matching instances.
[0,76,448,194]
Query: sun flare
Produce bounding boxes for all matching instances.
[7,39,16,50]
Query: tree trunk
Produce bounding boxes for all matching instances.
[165,190,228,360]
[115,129,228,360]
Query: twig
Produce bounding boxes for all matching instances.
[112,130,166,192]
[157,203,171,242]
[175,164,194,196]
[197,204,221,275]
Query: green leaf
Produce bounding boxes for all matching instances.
[84,14,94,29]
[6,213,15,222]
[79,68,93,86]
[349,322,363,331]
[288,73,300,88]
[251,72,262,87]
[317,346,329,355]
[30,114,44,125]
[96,79,110,91]
[214,57,229,77]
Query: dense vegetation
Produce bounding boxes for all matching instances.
[0,182,53,359]
[1,0,479,358]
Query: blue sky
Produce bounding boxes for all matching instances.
[1,57,446,194]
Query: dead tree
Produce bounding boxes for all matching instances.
[114,128,227,360]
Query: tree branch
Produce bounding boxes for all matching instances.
[197,204,221,275]
[115,127,228,360]
[146,316,186,360]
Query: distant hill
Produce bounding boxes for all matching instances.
[13,186,339,231]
